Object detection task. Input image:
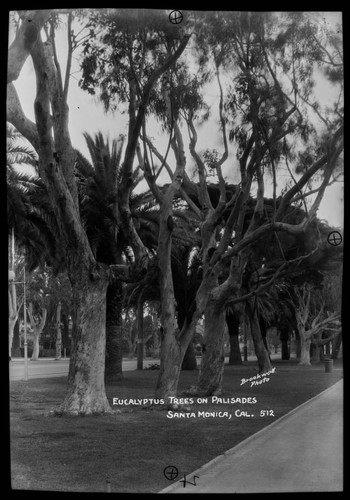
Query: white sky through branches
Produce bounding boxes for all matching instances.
[8,10,343,229]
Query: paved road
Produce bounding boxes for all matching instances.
[9,358,160,381]
[159,379,343,493]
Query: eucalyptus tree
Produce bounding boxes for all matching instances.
[7,9,191,414]
[77,10,343,399]
[156,12,343,396]
[292,282,341,366]
[167,12,343,395]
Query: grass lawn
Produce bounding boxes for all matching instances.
[9,359,343,493]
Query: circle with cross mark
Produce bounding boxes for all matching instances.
[164,465,179,480]
[169,10,183,24]
[327,231,342,246]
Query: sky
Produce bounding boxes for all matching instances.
[8,9,344,229]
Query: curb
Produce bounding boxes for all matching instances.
[158,379,343,493]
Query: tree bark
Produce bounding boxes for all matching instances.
[105,280,123,379]
[153,120,192,400]
[56,268,112,415]
[229,334,243,364]
[155,330,183,401]
[247,303,272,373]
[7,10,51,83]
[332,333,342,360]
[226,310,242,365]
[28,303,47,361]
[61,311,70,355]
[55,302,62,360]
[8,283,19,359]
[152,328,160,358]
[177,307,197,371]
[9,318,16,359]
[299,336,312,366]
[31,330,40,360]
[196,299,226,396]
[181,341,198,370]
[311,343,321,363]
[12,320,21,357]
[295,336,301,360]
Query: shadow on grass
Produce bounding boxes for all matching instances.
[9,359,343,493]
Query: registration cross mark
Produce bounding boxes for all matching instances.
[169,10,183,24]
[327,231,342,246]
[164,466,179,481]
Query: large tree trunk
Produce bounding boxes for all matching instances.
[155,330,183,401]
[8,283,19,359]
[299,327,312,366]
[226,309,242,365]
[7,14,128,416]
[311,343,321,363]
[9,318,17,359]
[28,304,47,361]
[295,336,301,360]
[55,302,62,360]
[332,333,342,360]
[105,280,123,379]
[12,320,21,358]
[56,269,112,415]
[178,308,197,370]
[152,328,160,358]
[247,303,272,373]
[196,299,226,396]
[61,311,69,356]
[229,334,243,364]
[181,341,198,370]
[154,173,193,400]
[31,330,40,360]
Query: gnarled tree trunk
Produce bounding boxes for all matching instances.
[61,311,70,356]
[105,280,123,378]
[178,309,197,370]
[332,333,342,360]
[247,302,272,373]
[12,320,21,358]
[8,282,20,359]
[226,309,242,365]
[155,330,183,400]
[27,303,47,361]
[196,299,226,396]
[299,333,312,366]
[56,268,112,415]
[182,341,198,370]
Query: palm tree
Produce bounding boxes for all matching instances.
[7,125,65,358]
[75,131,162,378]
[7,124,64,273]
